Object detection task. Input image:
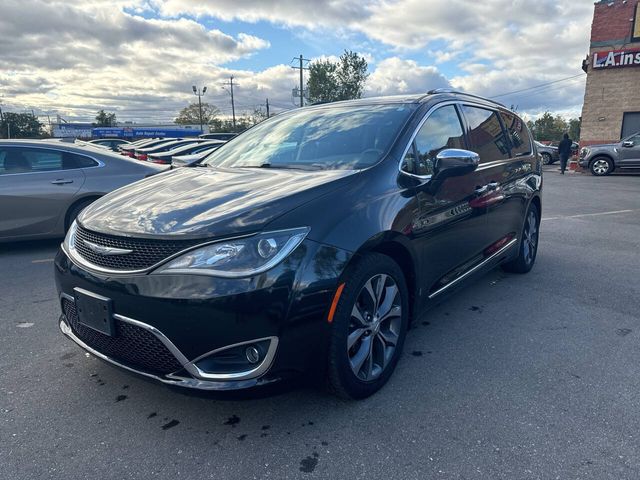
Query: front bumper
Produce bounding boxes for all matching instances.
[55,239,352,390]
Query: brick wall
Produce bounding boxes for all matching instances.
[590,0,638,44]
[580,0,640,146]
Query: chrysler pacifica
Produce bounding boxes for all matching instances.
[55,91,542,399]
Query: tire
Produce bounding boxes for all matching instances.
[327,253,409,400]
[501,203,539,274]
[590,157,613,176]
[65,198,96,231]
[541,153,552,165]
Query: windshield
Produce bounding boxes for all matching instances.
[203,103,415,170]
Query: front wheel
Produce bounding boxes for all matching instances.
[590,157,613,176]
[501,203,539,274]
[541,153,552,165]
[327,253,409,399]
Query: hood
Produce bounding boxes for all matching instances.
[79,166,357,238]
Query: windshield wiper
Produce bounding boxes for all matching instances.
[239,163,324,171]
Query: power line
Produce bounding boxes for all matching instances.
[503,76,586,103]
[491,73,586,99]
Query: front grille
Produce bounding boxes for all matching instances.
[74,225,201,271]
[62,298,183,376]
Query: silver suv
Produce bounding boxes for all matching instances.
[579,132,640,176]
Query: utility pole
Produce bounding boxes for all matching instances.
[265,98,270,118]
[291,55,309,107]
[222,76,237,130]
[192,85,207,133]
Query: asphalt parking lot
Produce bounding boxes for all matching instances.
[1,166,639,480]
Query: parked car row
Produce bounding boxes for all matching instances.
[114,137,227,165]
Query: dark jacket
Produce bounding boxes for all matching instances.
[558,138,573,157]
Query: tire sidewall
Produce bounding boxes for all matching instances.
[522,203,539,269]
[328,254,409,399]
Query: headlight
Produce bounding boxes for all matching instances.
[580,147,589,158]
[63,220,78,252]
[153,227,309,278]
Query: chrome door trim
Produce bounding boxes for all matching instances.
[397,100,534,181]
[428,237,518,299]
[397,100,458,181]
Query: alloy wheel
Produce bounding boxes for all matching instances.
[541,153,551,165]
[522,210,538,265]
[348,274,402,382]
[592,159,610,175]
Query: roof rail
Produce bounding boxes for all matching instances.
[426,88,505,107]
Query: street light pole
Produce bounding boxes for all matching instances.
[192,85,207,133]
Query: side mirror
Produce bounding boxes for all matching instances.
[622,140,634,148]
[434,149,480,179]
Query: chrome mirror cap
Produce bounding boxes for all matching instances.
[435,148,480,166]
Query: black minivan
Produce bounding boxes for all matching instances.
[55,91,541,399]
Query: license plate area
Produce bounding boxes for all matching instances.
[74,288,115,336]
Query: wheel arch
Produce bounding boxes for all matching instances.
[589,154,616,171]
[64,195,102,230]
[346,233,418,323]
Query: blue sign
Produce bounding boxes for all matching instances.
[92,127,201,139]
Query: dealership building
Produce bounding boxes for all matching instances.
[580,0,640,146]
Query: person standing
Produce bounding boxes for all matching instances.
[558,133,573,174]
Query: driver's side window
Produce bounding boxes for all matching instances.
[402,105,465,176]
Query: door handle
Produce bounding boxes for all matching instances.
[475,182,500,195]
[51,179,74,185]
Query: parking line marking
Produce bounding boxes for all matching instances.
[542,209,638,221]
[31,258,54,264]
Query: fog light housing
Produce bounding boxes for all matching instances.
[245,346,260,364]
[191,337,277,379]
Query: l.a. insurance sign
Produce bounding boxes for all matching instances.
[593,49,640,69]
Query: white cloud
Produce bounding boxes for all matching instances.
[366,58,450,96]
[1,0,596,122]
[0,0,272,121]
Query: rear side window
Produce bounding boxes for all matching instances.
[462,106,510,162]
[0,147,98,175]
[403,105,465,176]
[499,111,532,157]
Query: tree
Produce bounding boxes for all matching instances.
[568,118,581,141]
[307,50,369,104]
[528,111,569,143]
[0,112,43,138]
[94,110,117,127]
[174,102,220,125]
[207,109,267,133]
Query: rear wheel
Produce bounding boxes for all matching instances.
[590,157,613,176]
[327,253,409,399]
[501,203,539,274]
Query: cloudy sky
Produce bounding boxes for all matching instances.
[0,0,594,124]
